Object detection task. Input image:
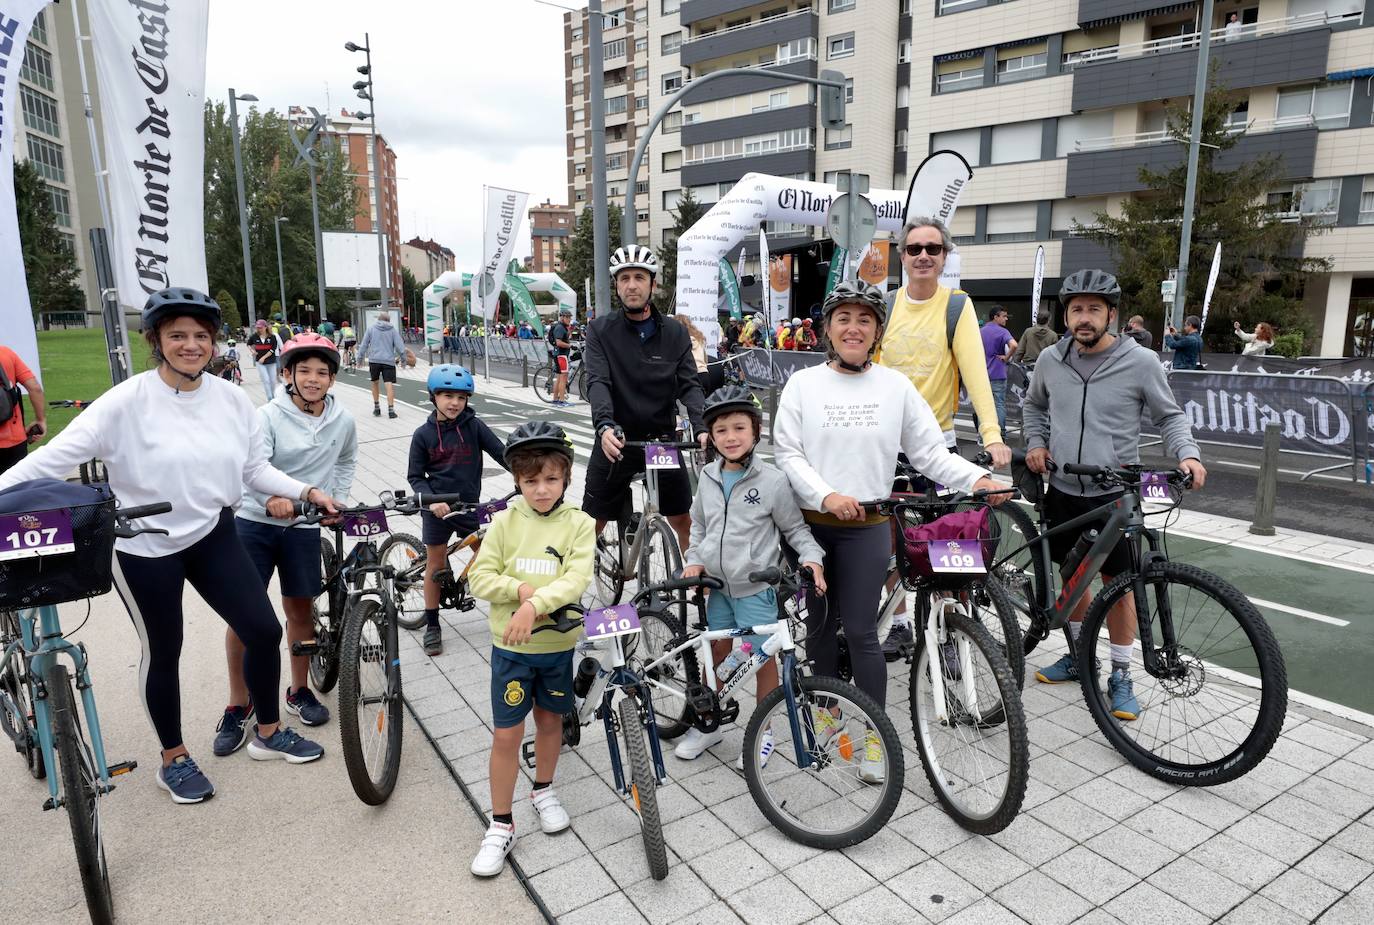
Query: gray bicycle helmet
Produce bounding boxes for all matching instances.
[142,288,222,330]
[1058,269,1121,307]
[821,280,887,324]
[609,244,658,278]
[504,421,574,465]
[702,384,762,427]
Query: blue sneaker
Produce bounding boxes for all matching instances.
[1035,653,1079,684]
[247,725,324,764]
[1109,669,1140,721]
[285,687,330,726]
[156,755,215,804]
[212,701,255,756]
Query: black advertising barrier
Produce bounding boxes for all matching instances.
[1197,353,1374,383]
[732,347,826,388]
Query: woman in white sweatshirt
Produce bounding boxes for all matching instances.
[0,289,340,804]
[774,281,1002,783]
[1234,321,1275,357]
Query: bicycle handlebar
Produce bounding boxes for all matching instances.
[49,399,94,409]
[1060,463,1193,489]
[620,438,701,450]
[530,604,586,635]
[114,501,173,538]
[639,574,724,595]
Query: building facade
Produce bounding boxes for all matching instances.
[528,200,574,272]
[401,236,455,284]
[564,0,1374,355]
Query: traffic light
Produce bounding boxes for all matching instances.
[820,69,847,130]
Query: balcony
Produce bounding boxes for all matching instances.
[680,0,761,25]
[682,8,817,67]
[681,146,814,186]
[682,102,815,145]
[682,57,817,104]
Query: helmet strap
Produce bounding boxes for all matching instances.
[833,357,870,373]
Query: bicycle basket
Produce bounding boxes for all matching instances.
[900,507,995,589]
[0,479,117,609]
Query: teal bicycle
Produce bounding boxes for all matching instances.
[0,483,169,924]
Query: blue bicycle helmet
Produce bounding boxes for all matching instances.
[427,364,475,395]
[141,288,221,330]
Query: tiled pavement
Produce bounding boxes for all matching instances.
[320,365,1374,924]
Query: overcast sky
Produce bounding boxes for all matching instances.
[205,0,570,270]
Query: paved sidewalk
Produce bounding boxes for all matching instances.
[330,370,1374,924]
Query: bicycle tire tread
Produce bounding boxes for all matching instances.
[619,696,669,880]
[338,598,403,804]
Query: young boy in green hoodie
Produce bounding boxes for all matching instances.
[467,422,594,878]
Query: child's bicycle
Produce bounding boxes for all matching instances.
[0,485,171,923]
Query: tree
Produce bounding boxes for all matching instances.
[1082,77,1329,352]
[13,159,85,321]
[559,203,622,314]
[401,265,425,321]
[215,289,241,331]
[654,190,708,313]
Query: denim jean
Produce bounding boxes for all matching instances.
[990,378,1007,433]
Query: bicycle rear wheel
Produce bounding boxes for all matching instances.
[1077,562,1287,785]
[338,598,403,804]
[963,577,1024,688]
[0,611,45,779]
[311,536,342,693]
[380,533,428,630]
[631,609,692,740]
[531,364,558,404]
[46,663,113,924]
[637,517,684,624]
[594,519,626,605]
[574,367,588,401]
[910,609,1027,834]
[744,672,904,849]
[618,695,668,880]
[976,501,1045,657]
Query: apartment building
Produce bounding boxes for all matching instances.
[401,236,455,284]
[528,200,575,272]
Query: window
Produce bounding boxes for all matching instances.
[636,95,648,110]
[690,183,721,204]
[997,52,1048,84]
[572,26,583,41]
[606,154,625,170]
[897,85,910,108]
[753,90,789,112]
[948,208,976,244]
[58,232,76,255]
[574,133,586,148]
[662,32,681,55]
[635,6,648,22]
[663,189,682,210]
[760,6,788,20]
[576,190,586,202]
[46,183,71,228]
[1276,82,1352,129]
[664,110,682,133]
[844,79,854,104]
[575,163,587,175]
[991,120,1041,164]
[1056,110,1115,156]
[725,16,750,29]
[573,109,585,123]
[604,38,627,59]
[634,66,647,81]
[20,85,61,138]
[20,45,55,92]
[1225,100,1250,131]
[777,38,815,64]
[636,180,649,193]
[684,129,812,165]
[985,202,1038,242]
[638,210,650,222]
[829,0,856,11]
[1050,197,1106,237]
[26,136,65,183]
[1268,179,1341,222]
[662,0,680,13]
[936,55,984,93]
[572,80,583,96]
[635,36,648,53]
[1360,177,1374,225]
[606,8,624,27]
[827,33,855,59]
[663,72,682,93]
[30,9,48,44]
[896,129,908,151]
[662,150,682,171]
[572,54,584,69]
[824,124,853,150]
[606,95,628,114]
[932,127,981,165]
[898,40,911,64]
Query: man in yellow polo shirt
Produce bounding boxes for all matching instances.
[876,215,1011,656]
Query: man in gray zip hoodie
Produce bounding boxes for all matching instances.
[1021,269,1206,721]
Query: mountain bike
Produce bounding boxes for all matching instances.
[986,462,1287,785]
[380,491,518,631]
[0,492,170,924]
[293,488,470,804]
[532,347,587,405]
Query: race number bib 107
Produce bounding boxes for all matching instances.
[586,603,643,640]
[928,539,986,574]
[644,444,681,470]
[0,509,75,561]
[343,509,388,538]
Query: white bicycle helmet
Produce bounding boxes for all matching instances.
[609,244,658,278]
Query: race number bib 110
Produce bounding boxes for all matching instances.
[0,509,75,561]
[586,603,643,640]
[928,539,986,574]
[477,500,508,524]
[343,509,388,538]
[644,444,681,470]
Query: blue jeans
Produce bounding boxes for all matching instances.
[990,378,1007,433]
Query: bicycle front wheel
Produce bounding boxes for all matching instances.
[46,664,113,924]
[910,610,1028,834]
[594,520,626,605]
[380,533,428,630]
[1077,562,1287,785]
[311,536,342,693]
[980,501,1046,657]
[531,364,558,404]
[1,611,45,779]
[338,598,404,804]
[618,696,668,880]
[744,673,904,849]
[574,366,588,401]
[964,577,1024,688]
[637,517,684,624]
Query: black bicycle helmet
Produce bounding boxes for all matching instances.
[504,421,574,465]
[702,384,762,427]
[142,288,222,330]
[821,280,887,325]
[1058,269,1121,308]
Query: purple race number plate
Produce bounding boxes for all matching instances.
[644,444,681,470]
[342,509,389,538]
[586,603,643,640]
[928,539,986,574]
[1141,473,1170,502]
[477,499,508,524]
[0,509,75,561]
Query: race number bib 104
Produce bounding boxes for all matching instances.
[0,509,75,561]
[643,444,681,470]
[586,603,643,640]
[928,539,986,574]
[342,509,388,538]
[1141,473,1170,502]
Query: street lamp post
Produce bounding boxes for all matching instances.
[347,36,390,314]
[229,89,260,327]
[274,217,289,325]
[587,0,610,318]
[1171,0,1217,330]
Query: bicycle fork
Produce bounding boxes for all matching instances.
[923,597,984,725]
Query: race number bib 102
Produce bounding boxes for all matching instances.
[643,444,681,470]
[586,603,643,640]
[0,509,75,561]
[343,509,388,538]
[928,539,986,574]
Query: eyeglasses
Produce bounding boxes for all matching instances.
[903,243,946,257]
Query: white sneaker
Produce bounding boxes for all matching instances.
[736,726,775,771]
[673,726,724,760]
[858,729,885,785]
[530,787,571,834]
[470,820,516,877]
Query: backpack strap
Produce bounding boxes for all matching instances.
[946,291,968,350]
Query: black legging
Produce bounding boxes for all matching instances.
[804,521,893,708]
[112,509,282,750]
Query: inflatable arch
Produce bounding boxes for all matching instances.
[423,271,577,346]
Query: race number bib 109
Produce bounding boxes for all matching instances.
[343,509,388,538]
[586,603,642,640]
[1141,473,1170,502]
[928,539,986,574]
[0,509,75,561]
[643,444,681,470]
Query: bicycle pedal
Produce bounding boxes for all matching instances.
[718,699,740,726]
[107,759,138,777]
[290,641,322,656]
[520,739,538,769]
[456,598,476,612]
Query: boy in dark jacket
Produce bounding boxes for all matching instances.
[407,364,507,654]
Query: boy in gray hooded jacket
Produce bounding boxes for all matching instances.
[679,385,825,767]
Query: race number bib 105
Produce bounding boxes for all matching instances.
[343,509,388,538]
[643,444,681,470]
[928,539,986,574]
[0,509,75,561]
[586,604,643,640]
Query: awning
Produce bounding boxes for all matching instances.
[1081,3,1194,30]
[1327,67,1374,80]
[935,48,984,63]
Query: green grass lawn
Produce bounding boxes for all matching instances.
[29,328,153,439]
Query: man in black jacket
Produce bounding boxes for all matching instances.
[583,245,706,552]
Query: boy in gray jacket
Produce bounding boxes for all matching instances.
[679,385,825,767]
[1022,269,1206,721]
